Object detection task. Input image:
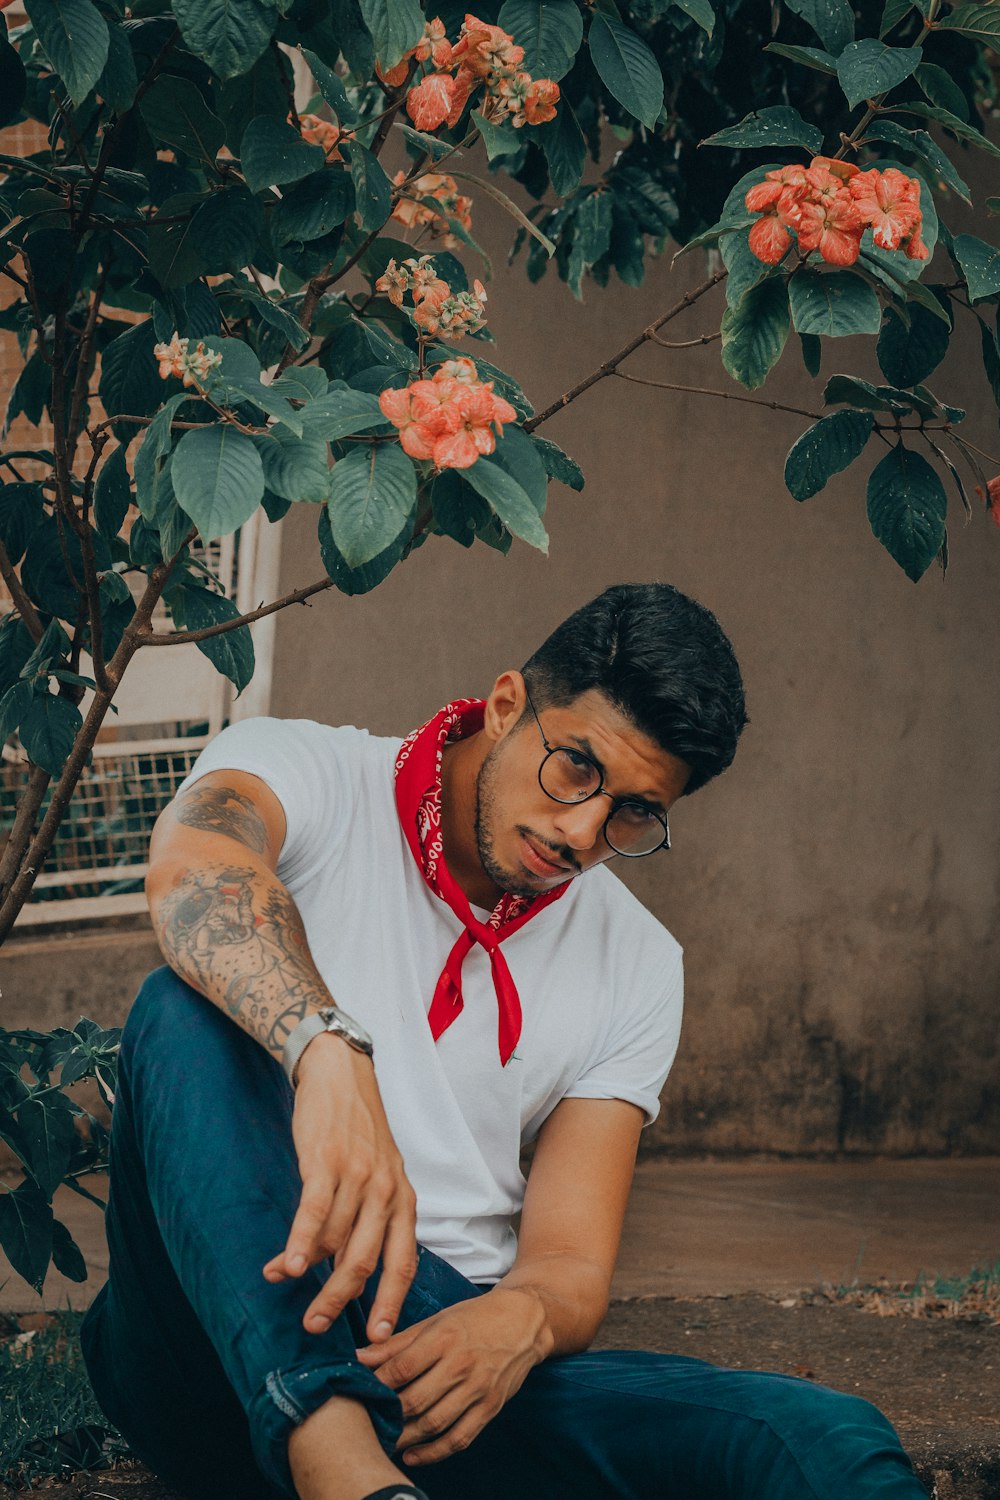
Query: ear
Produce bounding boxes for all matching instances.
[483,670,527,744]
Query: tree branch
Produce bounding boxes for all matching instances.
[611,370,826,422]
[523,269,728,433]
[141,573,338,645]
[0,767,52,905]
[0,538,45,642]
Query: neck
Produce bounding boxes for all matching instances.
[440,734,504,910]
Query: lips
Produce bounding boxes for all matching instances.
[520,833,573,878]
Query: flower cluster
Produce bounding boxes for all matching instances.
[978,475,1000,529]
[746,158,929,268]
[378,357,517,469]
[382,14,560,134]
[391,171,474,249]
[154,334,223,387]
[375,256,488,340]
[297,112,343,160]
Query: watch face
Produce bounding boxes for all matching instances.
[325,1007,373,1052]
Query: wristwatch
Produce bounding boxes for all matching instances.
[282,1005,375,1088]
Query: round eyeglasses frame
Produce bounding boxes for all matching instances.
[523,688,671,858]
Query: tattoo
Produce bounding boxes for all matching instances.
[172,784,269,855]
[157,863,321,1053]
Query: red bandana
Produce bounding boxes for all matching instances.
[394,699,570,1065]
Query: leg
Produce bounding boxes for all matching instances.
[412,1350,929,1500]
[81,968,411,1499]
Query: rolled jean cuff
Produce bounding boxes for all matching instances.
[249,1357,404,1496]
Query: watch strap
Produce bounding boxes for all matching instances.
[282,1006,374,1088]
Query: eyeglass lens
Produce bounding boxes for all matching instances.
[539,749,667,856]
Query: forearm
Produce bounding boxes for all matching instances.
[495,1251,611,1359]
[147,852,332,1058]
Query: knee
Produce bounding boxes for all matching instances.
[124,967,213,1055]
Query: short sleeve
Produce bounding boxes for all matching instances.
[561,950,683,1126]
[174,717,368,886]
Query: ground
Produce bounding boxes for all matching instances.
[2,1290,997,1499]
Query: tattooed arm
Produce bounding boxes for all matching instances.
[146,770,418,1342]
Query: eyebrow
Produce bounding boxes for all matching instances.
[567,734,668,814]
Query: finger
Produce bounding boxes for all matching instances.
[364,1326,441,1391]
[365,1201,418,1343]
[356,1325,420,1368]
[279,1177,359,1280]
[395,1367,466,1434]
[401,1402,492,1467]
[303,1198,389,1333]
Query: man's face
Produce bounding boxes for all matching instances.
[474,686,691,900]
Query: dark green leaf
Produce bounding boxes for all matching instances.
[789,270,882,337]
[357,0,423,68]
[300,383,385,440]
[953,235,1000,303]
[885,101,1000,162]
[430,469,481,547]
[671,0,716,36]
[134,393,187,519]
[240,117,325,194]
[327,443,416,567]
[175,584,255,692]
[262,488,291,522]
[21,515,110,622]
[51,1218,87,1281]
[915,62,969,121]
[0,482,44,566]
[721,275,790,388]
[97,20,138,111]
[866,443,946,581]
[139,75,226,164]
[782,0,854,51]
[568,189,614,295]
[24,0,109,105]
[823,373,911,409]
[702,106,822,153]
[877,296,951,385]
[16,1094,76,1198]
[784,409,875,499]
[0,1178,53,1292]
[191,187,264,274]
[5,354,52,433]
[217,48,291,149]
[394,124,455,161]
[857,121,970,202]
[148,201,206,291]
[531,433,585,491]
[472,110,522,164]
[19,693,83,775]
[836,39,921,109]
[497,0,584,79]
[937,3,1000,47]
[339,140,392,231]
[978,315,1000,412]
[171,0,278,80]
[763,41,837,73]
[318,500,408,594]
[799,332,822,376]
[93,443,132,539]
[253,427,329,501]
[0,680,33,745]
[0,614,37,699]
[538,99,586,197]
[588,13,664,130]
[0,31,27,127]
[172,426,265,541]
[878,0,914,38]
[491,424,548,511]
[463,457,549,551]
[301,46,357,124]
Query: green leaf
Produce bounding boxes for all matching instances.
[789,270,882,337]
[877,296,951,385]
[722,227,780,309]
[1,680,34,746]
[497,0,584,79]
[271,169,355,244]
[978,315,1000,413]
[148,193,207,290]
[784,409,875,499]
[0,482,44,566]
[763,41,837,73]
[472,110,522,164]
[191,187,263,274]
[463,458,549,551]
[24,0,109,105]
[340,139,392,231]
[253,426,330,501]
[171,0,278,80]
[670,0,716,36]
[799,332,822,376]
[318,499,409,594]
[538,99,586,196]
[134,393,187,520]
[568,189,614,295]
[300,382,386,440]
[300,47,357,125]
[866,444,946,581]
[327,443,416,568]
[240,117,325,194]
[824,373,912,410]
[235,282,311,351]
[175,584,255,692]
[531,433,585,491]
[937,3,1000,46]
[588,13,664,130]
[915,61,969,121]
[886,101,1000,162]
[952,235,1000,303]
[702,106,823,153]
[213,378,303,434]
[0,1179,53,1293]
[51,1219,87,1282]
[270,366,330,402]
[172,426,265,541]
[491,424,548,511]
[451,169,555,256]
[394,124,455,161]
[879,0,914,37]
[17,1095,76,1198]
[139,76,226,164]
[721,275,790,389]
[857,121,970,202]
[836,39,922,109]
[19,692,83,775]
[0,31,27,128]
[20,515,110,622]
[782,0,854,52]
[357,0,423,68]
[97,20,138,111]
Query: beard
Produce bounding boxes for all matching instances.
[473,742,542,899]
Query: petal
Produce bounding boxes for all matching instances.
[748,215,792,264]
[434,427,481,469]
[399,422,436,461]
[379,387,413,426]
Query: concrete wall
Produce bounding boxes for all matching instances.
[4,151,998,1154]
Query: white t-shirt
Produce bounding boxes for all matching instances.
[178,717,683,1283]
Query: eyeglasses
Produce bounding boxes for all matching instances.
[523,688,671,858]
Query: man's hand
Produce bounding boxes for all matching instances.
[355,1287,551,1466]
[262,1032,418,1344]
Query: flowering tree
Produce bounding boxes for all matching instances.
[0,0,997,1290]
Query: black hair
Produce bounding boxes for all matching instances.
[521,583,747,795]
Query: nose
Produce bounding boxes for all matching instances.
[551,793,611,852]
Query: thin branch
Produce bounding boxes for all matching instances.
[77,27,180,226]
[650,330,721,350]
[523,269,728,433]
[68,263,109,450]
[0,538,45,641]
[0,767,51,903]
[142,573,337,645]
[950,436,1000,468]
[0,264,28,291]
[611,370,826,421]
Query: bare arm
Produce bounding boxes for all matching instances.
[146,771,418,1342]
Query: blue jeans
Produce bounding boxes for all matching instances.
[81,970,928,1500]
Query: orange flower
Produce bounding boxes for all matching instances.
[446,66,477,128]
[748,214,793,265]
[807,156,860,185]
[298,113,343,160]
[452,14,524,78]
[374,260,411,307]
[391,172,474,243]
[795,190,864,266]
[433,356,480,384]
[378,58,411,88]
[745,156,926,268]
[406,72,459,131]
[849,168,922,252]
[378,386,439,460]
[414,17,454,68]
[154,332,188,381]
[379,365,517,470]
[523,78,560,126]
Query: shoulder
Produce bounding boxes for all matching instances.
[568,864,683,967]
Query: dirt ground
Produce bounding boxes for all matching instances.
[5,1292,997,1500]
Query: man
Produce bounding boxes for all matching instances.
[82,583,925,1500]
